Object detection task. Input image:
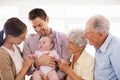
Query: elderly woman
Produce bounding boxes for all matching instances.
[58,28,94,80]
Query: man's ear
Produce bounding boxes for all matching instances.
[99,32,103,37]
[46,16,49,23]
[99,32,106,37]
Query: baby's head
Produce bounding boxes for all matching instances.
[38,36,54,51]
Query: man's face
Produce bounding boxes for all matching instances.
[31,17,49,36]
[84,20,100,47]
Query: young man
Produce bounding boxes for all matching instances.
[23,8,71,80]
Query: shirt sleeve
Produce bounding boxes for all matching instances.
[23,36,32,59]
[0,53,24,80]
[110,50,120,79]
[0,56,15,80]
[23,36,35,75]
[57,34,71,80]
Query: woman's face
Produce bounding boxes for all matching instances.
[66,38,82,54]
[10,30,27,45]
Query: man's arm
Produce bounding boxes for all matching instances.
[23,36,36,75]
[57,34,71,80]
[34,52,56,68]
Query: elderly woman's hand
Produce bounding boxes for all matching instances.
[58,60,70,73]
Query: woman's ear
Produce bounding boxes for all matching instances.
[8,35,14,41]
[8,35,13,38]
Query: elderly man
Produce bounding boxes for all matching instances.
[84,15,120,80]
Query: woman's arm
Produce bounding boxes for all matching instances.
[58,62,83,80]
[16,55,34,80]
[0,53,15,80]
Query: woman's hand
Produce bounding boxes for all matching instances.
[18,54,34,78]
[58,59,83,80]
[58,59,70,73]
[23,54,34,68]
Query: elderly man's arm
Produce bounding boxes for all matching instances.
[110,50,120,79]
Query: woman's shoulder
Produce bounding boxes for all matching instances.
[0,47,11,61]
[0,47,8,55]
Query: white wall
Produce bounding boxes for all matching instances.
[0,1,120,79]
[0,0,120,56]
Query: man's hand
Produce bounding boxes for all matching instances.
[34,52,55,67]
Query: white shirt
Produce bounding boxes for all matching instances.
[1,45,24,74]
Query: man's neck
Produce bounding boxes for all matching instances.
[96,34,108,49]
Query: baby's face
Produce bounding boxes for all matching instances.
[38,36,53,51]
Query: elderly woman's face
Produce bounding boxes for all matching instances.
[66,38,82,54]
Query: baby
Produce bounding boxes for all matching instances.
[32,36,62,80]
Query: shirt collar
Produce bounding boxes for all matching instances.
[70,50,86,64]
[98,34,112,53]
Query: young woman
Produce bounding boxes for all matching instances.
[0,17,34,80]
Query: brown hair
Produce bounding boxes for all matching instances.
[29,8,47,21]
[0,17,27,46]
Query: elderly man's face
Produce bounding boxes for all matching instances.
[84,20,100,47]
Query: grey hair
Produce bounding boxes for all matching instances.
[89,15,110,34]
[68,28,87,47]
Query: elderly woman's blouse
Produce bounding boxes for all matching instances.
[67,50,94,80]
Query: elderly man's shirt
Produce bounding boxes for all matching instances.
[94,34,120,80]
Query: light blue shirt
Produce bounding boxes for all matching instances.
[94,34,120,80]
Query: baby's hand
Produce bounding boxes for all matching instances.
[27,54,34,59]
[58,58,68,64]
